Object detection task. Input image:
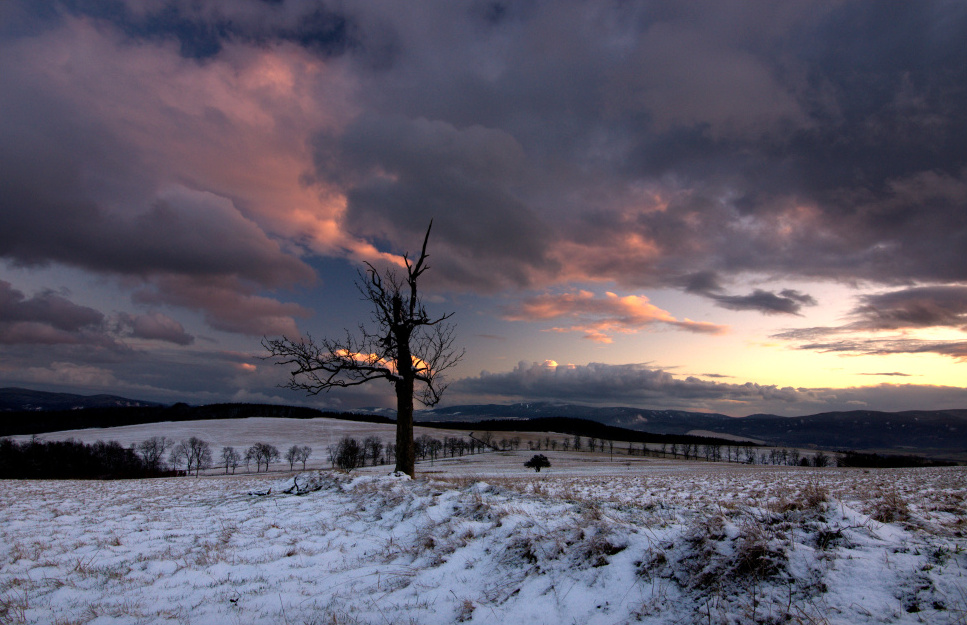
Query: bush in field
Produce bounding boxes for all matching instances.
[525,454,551,472]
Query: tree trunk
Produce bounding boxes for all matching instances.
[395,375,415,476]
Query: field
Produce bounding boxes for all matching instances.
[2,419,967,624]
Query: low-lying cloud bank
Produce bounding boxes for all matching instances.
[451,361,967,416]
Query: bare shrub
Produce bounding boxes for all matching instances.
[455,598,475,622]
[870,489,910,523]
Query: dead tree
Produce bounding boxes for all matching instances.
[263,222,463,477]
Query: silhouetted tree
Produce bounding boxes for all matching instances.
[263,222,463,477]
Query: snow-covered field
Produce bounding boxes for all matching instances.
[3,445,966,625]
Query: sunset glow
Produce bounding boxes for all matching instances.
[1,1,965,416]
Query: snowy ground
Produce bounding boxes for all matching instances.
[2,448,966,625]
[16,417,577,472]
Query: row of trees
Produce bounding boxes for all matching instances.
[133,436,314,476]
[476,433,836,467]
[328,433,496,471]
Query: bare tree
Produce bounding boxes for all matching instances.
[263,222,463,477]
[363,436,384,466]
[247,442,280,472]
[335,437,364,471]
[137,436,170,471]
[170,437,212,476]
[297,445,312,470]
[285,444,301,470]
[188,437,212,476]
[169,440,192,474]
[220,446,240,474]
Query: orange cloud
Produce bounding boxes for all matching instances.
[504,290,727,342]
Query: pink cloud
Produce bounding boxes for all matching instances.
[134,276,310,337]
[116,312,194,346]
[504,290,727,342]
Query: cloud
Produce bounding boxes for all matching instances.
[1,180,314,288]
[451,360,967,415]
[17,362,121,390]
[310,114,558,290]
[134,275,310,337]
[0,280,117,347]
[857,372,913,377]
[452,360,817,412]
[683,272,819,315]
[503,290,727,342]
[5,2,967,295]
[0,17,329,338]
[783,337,967,361]
[3,1,967,407]
[850,286,967,331]
[116,312,194,346]
[774,285,967,360]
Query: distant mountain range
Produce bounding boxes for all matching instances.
[3,389,965,459]
[421,402,967,457]
[0,387,163,412]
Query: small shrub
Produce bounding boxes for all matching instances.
[871,489,910,523]
[524,454,551,472]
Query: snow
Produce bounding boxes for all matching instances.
[3,431,967,623]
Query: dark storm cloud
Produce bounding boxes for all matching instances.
[310,114,558,289]
[680,272,817,315]
[320,0,967,291]
[0,158,313,288]
[9,0,967,295]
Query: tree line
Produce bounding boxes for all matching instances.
[0,437,179,479]
[0,436,316,479]
[329,433,494,471]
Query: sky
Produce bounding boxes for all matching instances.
[1,0,966,417]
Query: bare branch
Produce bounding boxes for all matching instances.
[261,220,460,477]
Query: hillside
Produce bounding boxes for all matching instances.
[423,402,967,456]
[0,387,162,412]
[4,389,966,457]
